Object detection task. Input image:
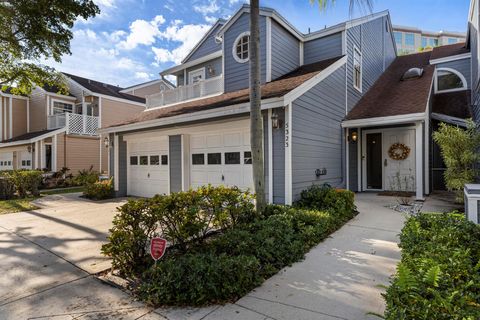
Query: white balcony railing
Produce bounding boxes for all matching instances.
[47,113,99,136]
[146,75,223,109]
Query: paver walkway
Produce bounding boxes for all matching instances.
[0,192,451,320]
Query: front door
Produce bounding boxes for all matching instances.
[383,129,416,192]
[366,133,383,189]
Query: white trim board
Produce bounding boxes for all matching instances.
[342,113,426,128]
[120,79,175,93]
[160,51,223,76]
[429,52,471,65]
[431,112,468,127]
[181,19,226,64]
[0,128,66,148]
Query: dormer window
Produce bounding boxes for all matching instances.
[435,68,467,93]
[402,68,423,80]
[353,46,362,92]
[233,32,250,63]
[51,100,73,115]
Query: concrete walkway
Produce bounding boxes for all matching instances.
[153,193,406,320]
[0,193,166,320]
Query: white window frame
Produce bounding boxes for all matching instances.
[188,67,206,85]
[353,46,363,93]
[50,99,74,116]
[434,67,468,93]
[232,31,250,63]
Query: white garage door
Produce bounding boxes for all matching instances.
[0,153,13,170]
[128,138,169,197]
[18,151,32,169]
[190,126,253,190]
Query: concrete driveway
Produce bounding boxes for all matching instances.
[0,193,165,320]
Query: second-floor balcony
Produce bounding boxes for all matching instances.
[146,75,223,109]
[47,113,99,136]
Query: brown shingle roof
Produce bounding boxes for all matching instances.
[1,129,58,144]
[432,90,472,119]
[430,42,469,60]
[345,51,434,121]
[107,56,343,128]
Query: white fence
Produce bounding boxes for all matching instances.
[47,113,99,136]
[146,75,223,109]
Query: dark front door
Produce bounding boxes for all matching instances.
[366,133,382,189]
[45,144,52,171]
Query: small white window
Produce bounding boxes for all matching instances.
[232,32,250,63]
[51,101,73,115]
[353,46,362,92]
[435,68,467,93]
[188,68,205,84]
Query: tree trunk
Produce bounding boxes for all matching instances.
[249,0,266,213]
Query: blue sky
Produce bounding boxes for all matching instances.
[47,0,470,87]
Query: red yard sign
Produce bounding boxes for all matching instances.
[150,237,167,261]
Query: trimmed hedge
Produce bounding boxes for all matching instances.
[83,178,113,200]
[134,185,355,306]
[384,212,480,319]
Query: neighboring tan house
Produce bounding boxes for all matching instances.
[120,78,175,99]
[101,5,398,204]
[0,74,146,173]
[393,25,466,55]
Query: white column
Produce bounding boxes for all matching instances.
[268,109,273,203]
[345,128,350,190]
[424,117,430,195]
[35,141,39,169]
[26,99,30,133]
[415,122,424,200]
[3,97,6,139]
[0,97,3,141]
[52,134,57,172]
[8,97,12,139]
[284,104,293,205]
[40,140,45,170]
[357,128,362,191]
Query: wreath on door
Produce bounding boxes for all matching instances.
[388,143,410,160]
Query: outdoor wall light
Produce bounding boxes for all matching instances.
[350,131,358,142]
[27,145,32,153]
[271,112,280,129]
[207,65,215,76]
[104,136,110,148]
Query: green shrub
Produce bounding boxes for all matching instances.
[9,170,43,197]
[101,198,158,277]
[74,166,99,186]
[139,253,261,306]
[83,178,113,200]
[148,185,254,250]
[384,213,480,319]
[0,175,15,200]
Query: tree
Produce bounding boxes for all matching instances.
[248,0,372,213]
[433,120,480,203]
[0,0,99,95]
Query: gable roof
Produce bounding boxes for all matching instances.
[430,42,469,61]
[42,84,76,97]
[105,56,343,130]
[120,78,175,93]
[63,73,146,104]
[181,19,226,63]
[345,51,434,121]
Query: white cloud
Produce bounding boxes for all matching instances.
[134,72,152,81]
[194,0,219,15]
[229,0,242,5]
[204,16,217,24]
[164,4,174,12]
[117,15,165,50]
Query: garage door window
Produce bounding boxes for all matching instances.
[225,152,240,164]
[161,155,168,165]
[208,153,221,165]
[192,154,204,165]
[130,156,138,165]
[139,156,148,165]
[150,155,160,165]
[244,151,252,164]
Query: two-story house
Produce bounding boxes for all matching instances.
[100,5,397,204]
[0,74,148,174]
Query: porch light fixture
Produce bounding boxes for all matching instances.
[207,65,215,76]
[350,131,358,142]
[27,145,32,153]
[271,112,280,129]
[104,136,110,148]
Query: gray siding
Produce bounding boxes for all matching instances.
[348,128,358,192]
[292,65,346,200]
[384,16,396,68]
[271,20,300,80]
[169,135,182,193]
[272,108,285,204]
[303,32,343,65]
[470,21,480,122]
[347,16,396,112]
[437,58,472,89]
[185,24,223,62]
[176,57,222,86]
[224,13,266,92]
[263,112,269,202]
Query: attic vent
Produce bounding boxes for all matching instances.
[402,67,424,81]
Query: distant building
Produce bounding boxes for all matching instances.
[393,25,466,54]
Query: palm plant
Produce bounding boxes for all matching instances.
[248,0,373,213]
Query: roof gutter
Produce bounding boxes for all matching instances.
[341,112,427,128]
[0,128,66,148]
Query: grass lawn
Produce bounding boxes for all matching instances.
[40,186,84,195]
[0,197,40,215]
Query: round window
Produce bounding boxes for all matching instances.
[232,32,250,63]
